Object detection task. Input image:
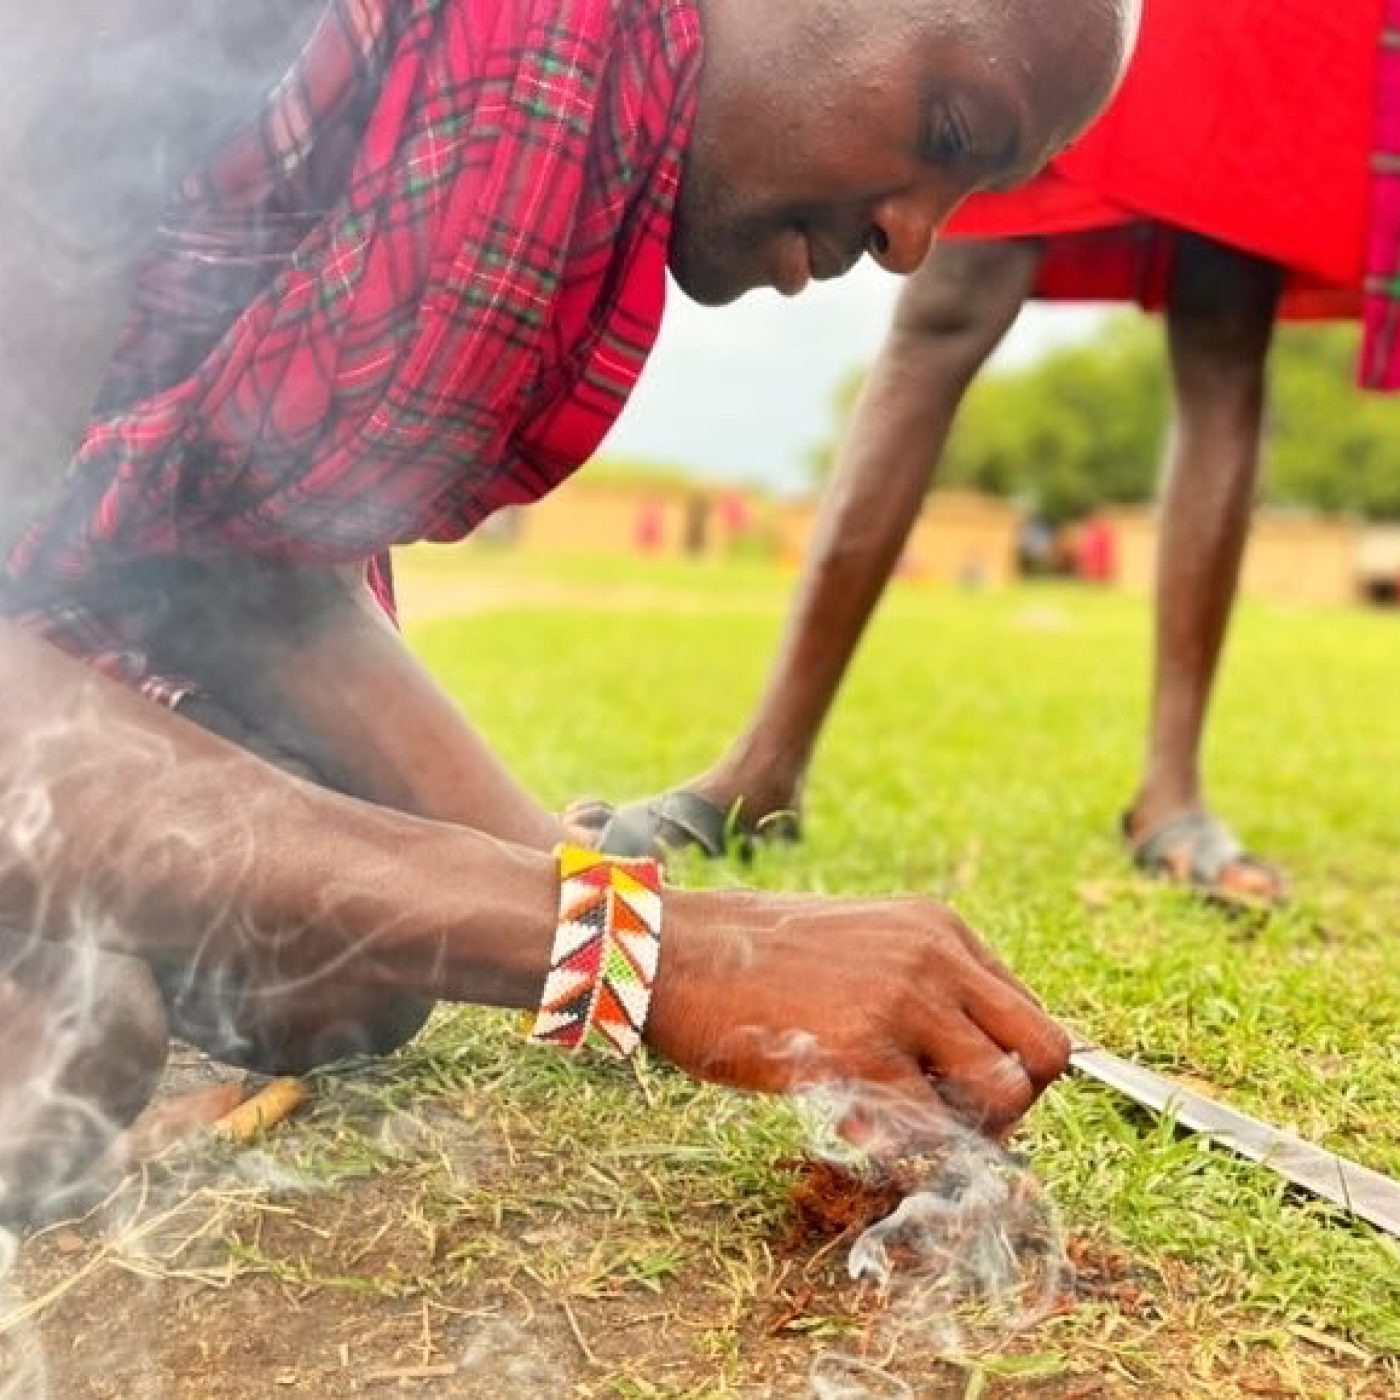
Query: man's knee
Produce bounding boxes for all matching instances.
[153,961,434,1075]
[1168,233,1282,375]
[891,238,1042,369]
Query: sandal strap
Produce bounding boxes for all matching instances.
[650,790,734,855]
[1130,810,1246,886]
[598,789,731,860]
[562,797,616,833]
[597,789,803,862]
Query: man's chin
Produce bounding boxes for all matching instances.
[667,246,751,307]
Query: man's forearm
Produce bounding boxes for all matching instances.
[0,619,557,1009]
[0,620,1074,1143]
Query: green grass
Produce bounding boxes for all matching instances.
[408,553,1400,1371]
[11,550,1399,1397]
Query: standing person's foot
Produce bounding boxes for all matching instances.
[1122,802,1287,907]
[563,780,801,862]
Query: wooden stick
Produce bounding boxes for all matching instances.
[364,1364,458,1385]
[211,1077,311,1143]
[561,1298,600,1368]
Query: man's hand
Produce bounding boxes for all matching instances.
[647,888,1069,1153]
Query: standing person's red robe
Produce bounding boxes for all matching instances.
[949,0,1385,339]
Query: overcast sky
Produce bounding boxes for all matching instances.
[601,262,1109,495]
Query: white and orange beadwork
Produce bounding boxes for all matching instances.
[528,846,664,1057]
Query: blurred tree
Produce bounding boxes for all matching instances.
[811,315,1400,523]
[941,316,1164,523]
[1267,324,1400,520]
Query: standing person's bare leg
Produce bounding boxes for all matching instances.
[588,240,1044,856]
[1125,232,1286,901]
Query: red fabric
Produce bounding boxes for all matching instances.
[949,0,1383,317]
[1361,0,1400,389]
[7,0,702,594]
[1074,518,1118,585]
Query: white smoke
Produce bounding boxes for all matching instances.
[0,688,323,1394]
[791,1092,1071,1397]
[0,1226,46,1400]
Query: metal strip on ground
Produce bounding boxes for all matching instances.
[1069,1046,1400,1240]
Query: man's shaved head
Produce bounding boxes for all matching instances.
[1113,0,1146,88]
[672,0,1143,305]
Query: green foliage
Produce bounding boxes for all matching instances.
[941,316,1166,523]
[1268,324,1400,520]
[814,314,1400,523]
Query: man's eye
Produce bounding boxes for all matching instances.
[924,104,970,167]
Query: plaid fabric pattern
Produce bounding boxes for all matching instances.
[1362,0,1400,389]
[7,0,700,597]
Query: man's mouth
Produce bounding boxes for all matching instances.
[805,229,865,284]
[771,227,867,297]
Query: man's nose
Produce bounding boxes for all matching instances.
[866,188,949,275]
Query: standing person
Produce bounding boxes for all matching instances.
[0,0,1138,1216]
[1075,515,1119,587]
[588,0,1390,906]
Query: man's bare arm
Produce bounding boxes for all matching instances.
[0,615,1068,1144]
[0,616,561,1008]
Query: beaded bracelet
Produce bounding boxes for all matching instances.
[527,845,664,1058]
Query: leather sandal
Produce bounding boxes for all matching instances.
[566,789,800,862]
[1124,808,1286,908]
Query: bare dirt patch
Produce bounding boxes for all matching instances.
[4,1023,1395,1398]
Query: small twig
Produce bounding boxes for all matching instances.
[364,1363,458,1385]
[212,1078,311,1143]
[802,1228,860,1280]
[497,1113,520,1169]
[613,1309,675,1330]
[418,1299,503,1322]
[503,1280,538,1326]
[561,1298,600,1367]
[630,1053,660,1109]
[419,1298,434,1367]
[768,1286,815,1336]
[344,1218,395,1270]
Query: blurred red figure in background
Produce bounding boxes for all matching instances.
[1075,516,1119,586]
[634,499,666,555]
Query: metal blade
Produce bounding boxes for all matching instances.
[1069,1046,1400,1240]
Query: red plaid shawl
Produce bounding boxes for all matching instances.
[8,0,701,595]
[1362,0,1400,389]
